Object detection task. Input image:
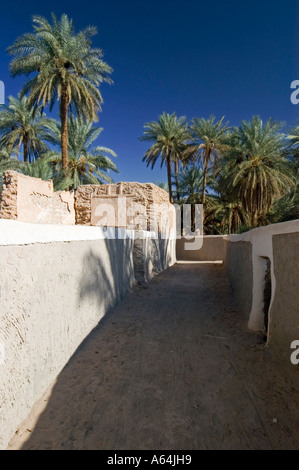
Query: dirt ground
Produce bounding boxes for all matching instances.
[7,262,299,450]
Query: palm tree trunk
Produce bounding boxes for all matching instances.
[201,149,210,214]
[174,157,180,202]
[23,136,28,163]
[201,148,210,231]
[166,153,173,204]
[14,140,22,160]
[202,164,208,206]
[60,85,69,176]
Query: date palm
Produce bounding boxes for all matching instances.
[287,124,299,174]
[287,124,299,148]
[0,148,21,173]
[176,166,204,232]
[42,117,118,190]
[269,123,299,222]
[217,116,294,227]
[189,115,230,211]
[7,13,113,174]
[0,94,52,162]
[140,112,191,203]
[21,158,54,181]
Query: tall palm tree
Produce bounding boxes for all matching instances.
[268,123,299,223]
[140,112,191,203]
[0,94,53,162]
[189,115,230,208]
[42,117,118,190]
[217,116,294,227]
[176,166,204,232]
[287,124,299,148]
[7,13,113,174]
[287,124,299,174]
[177,166,203,205]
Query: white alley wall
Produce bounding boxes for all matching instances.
[0,220,176,450]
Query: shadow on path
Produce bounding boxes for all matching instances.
[8,263,299,450]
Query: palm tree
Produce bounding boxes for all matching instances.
[21,158,53,181]
[287,124,299,174]
[0,147,20,172]
[177,166,203,205]
[0,94,53,162]
[176,166,204,232]
[219,201,251,234]
[155,181,169,192]
[268,123,299,223]
[189,115,230,208]
[7,13,113,174]
[287,124,299,148]
[41,117,118,190]
[217,116,294,227]
[140,112,191,203]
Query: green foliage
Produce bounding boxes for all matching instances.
[188,115,230,207]
[40,117,118,190]
[175,166,204,205]
[215,116,294,228]
[141,114,297,233]
[7,13,113,173]
[0,94,54,162]
[7,13,113,121]
[21,158,53,181]
[140,112,192,202]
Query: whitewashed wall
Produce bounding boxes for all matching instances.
[0,220,176,449]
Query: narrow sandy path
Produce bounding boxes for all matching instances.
[8,262,299,450]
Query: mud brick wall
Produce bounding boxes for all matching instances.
[0,171,75,225]
[0,171,18,220]
[75,182,175,235]
[0,173,175,235]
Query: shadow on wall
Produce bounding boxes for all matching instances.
[78,238,134,314]
[134,237,173,284]
[3,236,134,451]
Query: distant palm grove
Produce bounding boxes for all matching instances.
[0,13,298,234]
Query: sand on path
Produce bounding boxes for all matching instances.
[7,262,299,450]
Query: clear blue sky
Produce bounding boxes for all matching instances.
[0,0,298,184]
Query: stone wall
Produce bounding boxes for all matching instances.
[0,173,174,237]
[74,182,174,235]
[0,171,75,225]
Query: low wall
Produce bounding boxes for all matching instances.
[0,220,175,450]
[225,240,253,321]
[176,236,226,261]
[224,220,299,362]
[268,232,299,360]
